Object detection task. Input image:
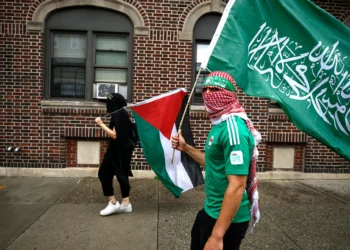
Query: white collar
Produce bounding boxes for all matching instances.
[211,113,249,125]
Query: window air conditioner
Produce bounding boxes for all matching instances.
[93,83,118,99]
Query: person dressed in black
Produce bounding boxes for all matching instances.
[95,93,134,216]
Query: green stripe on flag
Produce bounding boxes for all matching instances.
[131,110,183,198]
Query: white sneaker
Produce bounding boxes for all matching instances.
[118,202,132,213]
[100,201,120,216]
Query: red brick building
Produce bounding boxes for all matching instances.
[1,0,349,173]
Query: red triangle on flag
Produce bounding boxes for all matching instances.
[130,90,187,140]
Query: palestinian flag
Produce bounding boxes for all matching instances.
[130,88,204,198]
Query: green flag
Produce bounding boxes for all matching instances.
[202,0,350,161]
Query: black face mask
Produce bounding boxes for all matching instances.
[106,93,127,113]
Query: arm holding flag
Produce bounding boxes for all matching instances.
[95,117,117,139]
[171,131,205,167]
[95,93,134,216]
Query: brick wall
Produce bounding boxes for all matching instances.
[313,0,350,21]
[0,0,45,166]
[0,0,349,172]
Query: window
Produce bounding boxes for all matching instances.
[45,7,133,101]
[269,99,281,109]
[194,42,210,103]
[344,16,350,28]
[192,13,221,104]
[51,33,86,98]
[94,35,128,98]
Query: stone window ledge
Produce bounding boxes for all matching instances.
[41,100,105,109]
[41,101,207,115]
[268,107,283,113]
[190,105,206,111]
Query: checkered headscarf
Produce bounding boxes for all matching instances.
[202,71,245,119]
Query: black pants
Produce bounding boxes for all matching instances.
[191,209,249,250]
[98,145,133,198]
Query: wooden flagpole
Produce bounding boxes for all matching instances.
[171,67,203,164]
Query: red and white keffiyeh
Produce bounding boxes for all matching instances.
[202,71,261,230]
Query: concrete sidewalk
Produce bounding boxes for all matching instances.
[0,176,349,250]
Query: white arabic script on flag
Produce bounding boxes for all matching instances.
[248,22,350,135]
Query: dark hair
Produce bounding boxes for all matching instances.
[106,93,127,113]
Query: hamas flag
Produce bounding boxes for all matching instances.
[130,89,204,198]
[202,0,350,161]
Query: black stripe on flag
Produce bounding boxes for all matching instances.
[175,95,205,187]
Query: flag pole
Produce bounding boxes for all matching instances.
[101,103,137,118]
[171,67,203,164]
[101,107,126,118]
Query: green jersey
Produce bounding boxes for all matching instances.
[204,115,254,223]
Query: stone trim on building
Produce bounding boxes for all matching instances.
[267,133,307,143]
[27,0,149,35]
[179,0,225,41]
[1,162,65,168]
[64,127,108,139]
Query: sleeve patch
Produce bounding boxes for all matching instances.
[230,150,243,165]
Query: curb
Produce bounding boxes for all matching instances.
[257,171,350,180]
[0,168,156,179]
[1,167,350,180]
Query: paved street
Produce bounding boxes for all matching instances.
[0,176,349,250]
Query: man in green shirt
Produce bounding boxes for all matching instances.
[172,71,261,250]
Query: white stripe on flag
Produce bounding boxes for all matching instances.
[160,125,194,192]
[200,0,236,69]
[130,88,187,107]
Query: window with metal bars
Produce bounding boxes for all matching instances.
[51,33,86,98]
[45,7,133,101]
